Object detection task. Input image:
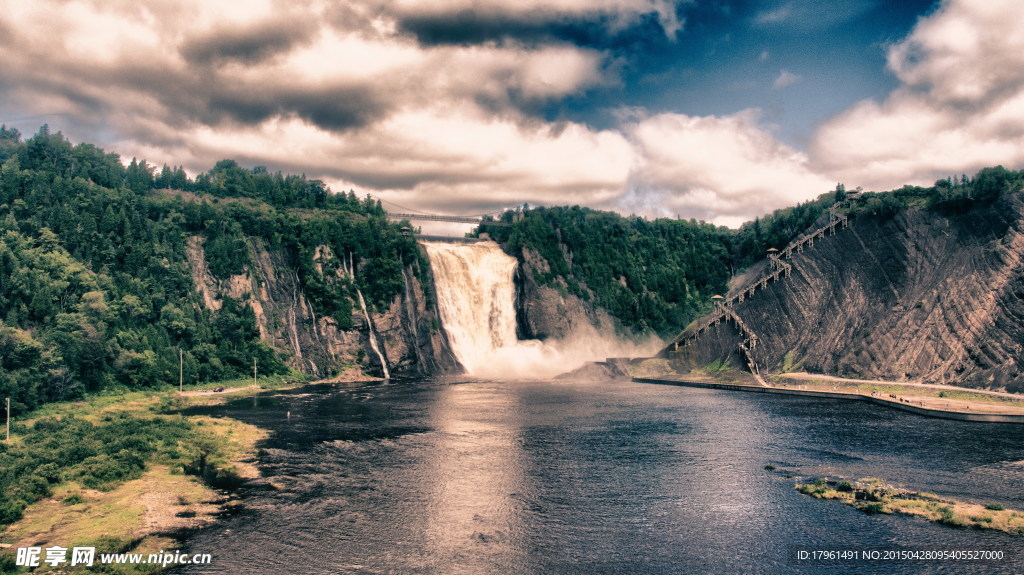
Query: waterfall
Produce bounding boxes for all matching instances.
[422,241,518,375]
[423,241,660,379]
[357,288,390,379]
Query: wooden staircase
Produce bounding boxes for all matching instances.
[667,199,854,383]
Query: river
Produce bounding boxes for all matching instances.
[172,378,1023,574]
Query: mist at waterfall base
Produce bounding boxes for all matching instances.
[422,241,662,379]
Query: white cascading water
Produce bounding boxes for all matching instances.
[423,240,660,379]
[357,288,390,379]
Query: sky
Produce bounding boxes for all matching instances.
[2,0,1024,229]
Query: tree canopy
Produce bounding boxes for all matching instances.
[0,126,423,414]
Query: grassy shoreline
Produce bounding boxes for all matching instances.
[626,360,1024,418]
[770,374,1024,412]
[0,374,315,573]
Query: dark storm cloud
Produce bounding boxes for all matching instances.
[202,82,389,131]
[180,19,313,66]
[399,11,565,46]
[390,7,674,122]
[3,53,392,156]
[396,9,672,52]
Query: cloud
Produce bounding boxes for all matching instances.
[753,0,875,30]
[624,110,834,225]
[117,106,634,215]
[772,69,802,90]
[754,4,792,26]
[4,0,1023,232]
[0,1,610,137]
[180,18,313,66]
[812,0,1024,190]
[387,0,688,41]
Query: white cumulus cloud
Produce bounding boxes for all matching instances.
[812,0,1024,190]
[624,110,834,226]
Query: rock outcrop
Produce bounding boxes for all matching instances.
[514,246,620,340]
[184,236,459,378]
[671,193,1024,393]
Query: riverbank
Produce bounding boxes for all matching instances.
[632,375,1024,423]
[0,374,322,573]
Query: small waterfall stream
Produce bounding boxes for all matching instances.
[357,288,390,379]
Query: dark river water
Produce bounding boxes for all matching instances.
[171,378,1024,574]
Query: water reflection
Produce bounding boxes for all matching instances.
[421,382,529,573]
[171,379,1024,574]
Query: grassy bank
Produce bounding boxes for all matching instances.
[771,375,1024,410]
[0,373,310,574]
[795,476,1024,535]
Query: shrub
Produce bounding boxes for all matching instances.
[985,503,1005,511]
[0,501,26,524]
[937,509,969,528]
[36,462,61,483]
[864,490,885,502]
[861,503,887,515]
[764,464,776,471]
[63,492,85,505]
[837,481,853,492]
[0,552,17,573]
[75,454,144,489]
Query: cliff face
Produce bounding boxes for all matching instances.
[673,193,1024,393]
[514,246,620,340]
[376,262,461,375]
[185,237,459,378]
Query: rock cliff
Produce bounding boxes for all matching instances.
[185,236,459,378]
[670,193,1024,393]
[514,246,621,340]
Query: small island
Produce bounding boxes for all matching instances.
[794,475,1024,535]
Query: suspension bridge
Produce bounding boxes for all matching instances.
[385,212,511,226]
[379,198,515,227]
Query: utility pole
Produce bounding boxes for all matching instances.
[179,348,184,393]
[5,397,9,442]
[253,357,257,387]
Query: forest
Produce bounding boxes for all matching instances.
[0,125,424,416]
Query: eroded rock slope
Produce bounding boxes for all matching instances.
[672,193,1024,393]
